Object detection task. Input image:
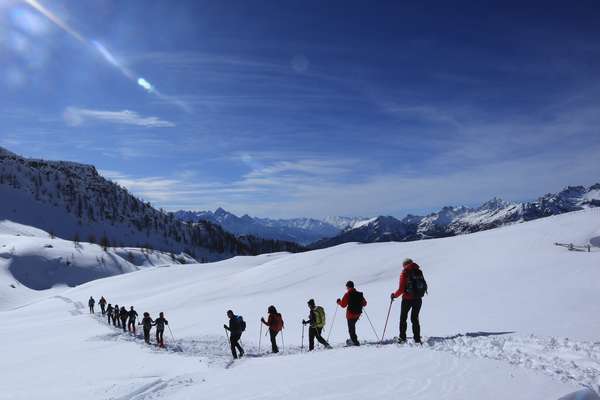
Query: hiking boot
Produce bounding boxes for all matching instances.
[398,338,407,344]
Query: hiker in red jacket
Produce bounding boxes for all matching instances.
[261,305,284,353]
[337,281,367,346]
[391,258,428,344]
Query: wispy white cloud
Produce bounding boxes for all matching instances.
[380,103,464,128]
[63,107,175,128]
[97,120,600,219]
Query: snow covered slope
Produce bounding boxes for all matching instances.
[0,221,194,310]
[0,147,302,261]
[2,210,599,399]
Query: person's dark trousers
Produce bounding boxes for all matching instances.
[230,333,244,359]
[116,316,121,327]
[107,314,112,324]
[347,318,360,345]
[400,298,422,342]
[308,327,330,350]
[100,305,105,315]
[121,318,127,331]
[89,306,94,314]
[156,329,164,346]
[269,329,279,353]
[143,328,151,344]
[128,320,136,333]
[112,316,116,326]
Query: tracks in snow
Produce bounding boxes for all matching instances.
[424,333,600,393]
[56,295,599,394]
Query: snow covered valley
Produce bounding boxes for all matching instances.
[1,209,600,399]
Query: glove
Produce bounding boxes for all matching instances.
[390,293,395,300]
[223,324,228,330]
[261,317,266,323]
[336,298,341,304]
[302,320,307,325]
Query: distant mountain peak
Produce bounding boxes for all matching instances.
[173,209,372,245]
[311,182,600,249]
[478,197,510,211]
[0,148,303,261]
[0,147,18,158]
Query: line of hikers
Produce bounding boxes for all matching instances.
[89,258,427,359]
[222,258,427,359]
[88,296,169,347]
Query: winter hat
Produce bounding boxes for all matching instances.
[307,299,315,306]
[346,280,354,288]
[403,258,413,265]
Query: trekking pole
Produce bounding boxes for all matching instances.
[327,305,339,342]
[281,328,285,352]
[167,325,176,342]
[380,298,394,344]
[258,322,263,353]
[301,323,305,352]
[363,309,380,342]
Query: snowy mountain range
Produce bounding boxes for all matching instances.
[175,184,600,248]
[174,208,367,245]
[312,184,600,248]
[0,147,303,261]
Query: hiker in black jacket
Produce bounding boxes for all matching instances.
[88,296,95,314]
[302,299,332,351]
[261,305,283,353]
[139,312,154,344]
[224,310,245,359]
[119,306,128,332]
[154,312,168,348]
[106,304,114,324]
[113,304,120,327]
[128,306,138,334]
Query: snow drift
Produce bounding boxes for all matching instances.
[0,220,194,310]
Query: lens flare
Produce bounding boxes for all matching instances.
[23,0,85,43]
[93,41,118,68]
[137,78,152,92]
[22,0,189,112]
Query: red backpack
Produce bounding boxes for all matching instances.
[272,313,284,332]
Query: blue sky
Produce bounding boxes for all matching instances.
[1,0,599,218]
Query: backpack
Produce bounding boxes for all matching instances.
[406,268,428,297]
[272,313,284,332]
[238,316,246,332]
[314,306,326,328]
[347,290,365,314]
